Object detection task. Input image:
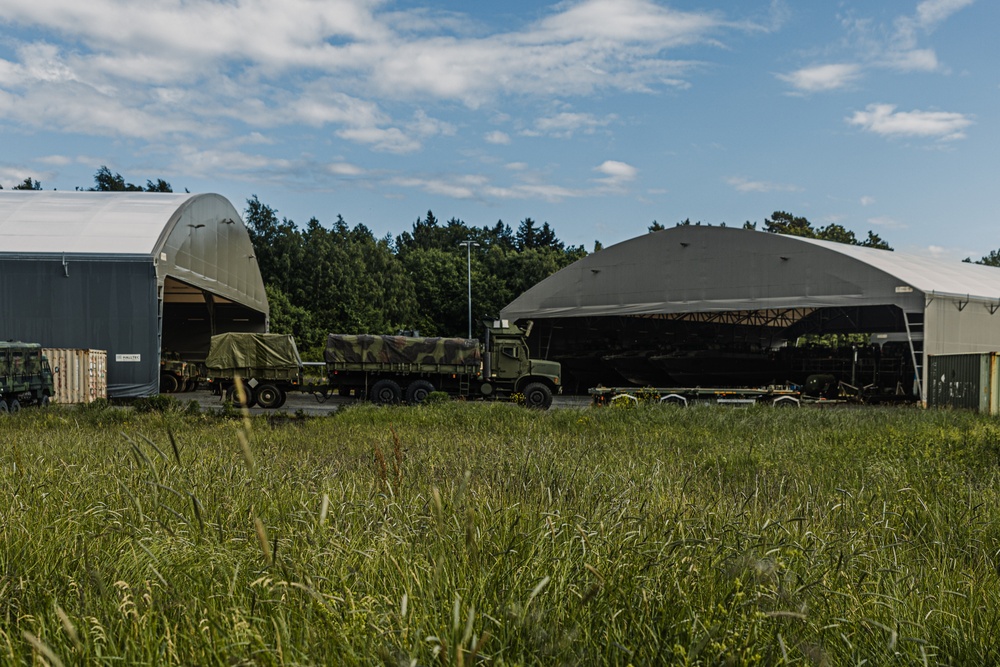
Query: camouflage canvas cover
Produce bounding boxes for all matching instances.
[206,333,302,371]
[325,334,482,368]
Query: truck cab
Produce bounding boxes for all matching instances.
[484,320,561,408]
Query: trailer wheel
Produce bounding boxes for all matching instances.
[370,379,402,404]
[256,384,283,409]
[405,380,436,404]
[522,382,553,409]
[275,389,288,409]
[160,373,179,394]
[227,384,257,408]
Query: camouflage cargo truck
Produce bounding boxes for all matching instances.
[160,351,201,393]
[0,342,55,413]
[204,332,304,408]
[203,320,562,409]
[324,319,561,408]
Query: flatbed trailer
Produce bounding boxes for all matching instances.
[589,385,809,408]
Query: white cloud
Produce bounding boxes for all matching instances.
[526,112,616,138]
[595,160,637,181]
[867,216,908,230]
[777,63,861,93]
[484,131,511,145]
[726,176,800,193]
[847,103,973,140]
[860,196,876,207]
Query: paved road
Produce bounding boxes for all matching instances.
[177,388,591,416]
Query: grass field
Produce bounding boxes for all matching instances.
[2,401,1000,665]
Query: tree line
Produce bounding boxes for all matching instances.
[11,166,1000,356]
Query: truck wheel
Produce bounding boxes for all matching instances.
[256,384,283,409]
[8,399,20,414]
[227,384,257,408]
[38,395,50,408]
[160,373,179,394]
[522,382,553,410]
[405,380,435,404]
[0,400,7,414]
[370,379,402,404]
[275,389,288,408]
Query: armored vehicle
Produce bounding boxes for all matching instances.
[204,320,561,409]
[0,342,54,412]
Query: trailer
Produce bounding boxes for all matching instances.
[204,320,562,409]
[589,385,806,408]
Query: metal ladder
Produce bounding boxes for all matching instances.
[903,311,925,400]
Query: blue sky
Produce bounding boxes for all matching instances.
[0,0,995,259]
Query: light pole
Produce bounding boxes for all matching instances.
[458,240,480,339]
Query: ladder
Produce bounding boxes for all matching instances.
[903,311,925,401]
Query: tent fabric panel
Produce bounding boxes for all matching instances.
[502,227,933,321]
[0,191,198,255]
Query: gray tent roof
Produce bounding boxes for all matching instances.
[501,226,1000,320]
[0,191,267,314]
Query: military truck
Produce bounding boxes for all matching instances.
[204,320,562,409]
[0,342,55,413]
[160,351,201,393]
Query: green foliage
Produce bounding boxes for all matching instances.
[3,406,1000,664]
[132,394,181,413]
[12,177,42,190]
[763,211,894,250]
[89,165,174,192]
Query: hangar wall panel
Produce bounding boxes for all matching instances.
[0,256,159,397]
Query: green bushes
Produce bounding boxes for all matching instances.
[1,405,999,664]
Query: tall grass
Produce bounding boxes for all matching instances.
[2,403,1000,664]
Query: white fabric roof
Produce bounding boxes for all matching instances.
[0,191,198,255]
[795,235,1000,301]
[502,226,1000,321]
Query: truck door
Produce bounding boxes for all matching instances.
[493,340,528,383]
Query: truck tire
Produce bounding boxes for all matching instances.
[8,399,20,414]
[370,379,402,404]
[256,384,283,409]
[0,400,7,414]
[227,384,257,408]
[522,382,553,410]
[160,373,179,394]
[405,380,435,404]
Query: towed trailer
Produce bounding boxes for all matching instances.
[589,385,807,408]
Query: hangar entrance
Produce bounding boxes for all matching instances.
[525,304,920,399]
[160,276,267,364]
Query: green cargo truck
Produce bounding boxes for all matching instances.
[0,342,55,413]
[160,350,201,393]
[205,320,562,409]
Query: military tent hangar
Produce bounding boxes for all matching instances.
[0,191,268,397]
[501,225,1000,402]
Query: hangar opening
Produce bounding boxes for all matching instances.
[501,226,1000,402]
[0,192,268,397]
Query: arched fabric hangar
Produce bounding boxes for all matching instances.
[0,191,268,397]
[501,225,1000,401]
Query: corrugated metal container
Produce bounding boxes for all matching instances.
[927,352,1000,414]
[43,348,108,404]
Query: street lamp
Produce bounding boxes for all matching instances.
[458,239,480,339]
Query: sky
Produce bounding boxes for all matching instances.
[0,0,997,260]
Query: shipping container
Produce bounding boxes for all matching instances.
[43,348,108,404]
[927,352,1000,414]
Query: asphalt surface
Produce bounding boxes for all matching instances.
[177,388,592,416]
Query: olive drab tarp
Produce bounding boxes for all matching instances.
[206,333,302,371]
[325,334,482,367]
